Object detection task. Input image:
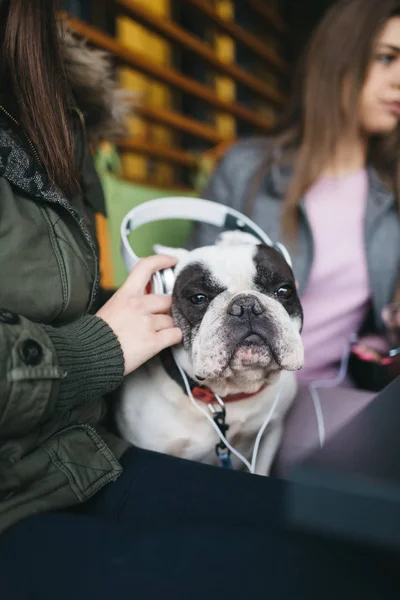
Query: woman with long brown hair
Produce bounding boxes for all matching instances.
[194,0,400,462]
[0,0,399,597]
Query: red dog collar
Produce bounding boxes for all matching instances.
[191,385,267,404]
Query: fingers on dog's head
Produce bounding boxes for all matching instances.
[127,255,177,293]
[145,294,173,314]
[156,327,183,351]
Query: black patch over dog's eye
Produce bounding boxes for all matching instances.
[276,285,294,300]
[189,294,209,305]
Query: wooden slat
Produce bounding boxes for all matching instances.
[177,0,289,74]
[121,175,195,193]
[112,0,288,97]
[65,15,275,133]
[117,138,198,168]
[247,0,289,36]
[135,105,228,144]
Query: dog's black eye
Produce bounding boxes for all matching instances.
[189,294,208,305]
[276,285,294,300]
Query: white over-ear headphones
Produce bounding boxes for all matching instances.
[120,196,292,295]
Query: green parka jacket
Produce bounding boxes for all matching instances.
[0,30,130,534]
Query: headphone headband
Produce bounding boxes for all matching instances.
[121,196,292,274]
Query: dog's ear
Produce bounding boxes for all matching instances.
[216,231,261,247]
[153,244,189,262]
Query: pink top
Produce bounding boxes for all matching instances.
[297,169,371,384]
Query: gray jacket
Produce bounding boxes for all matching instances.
[192,137,400,333]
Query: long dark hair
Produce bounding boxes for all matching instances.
[1,0,78,196]
[276,0,400,238]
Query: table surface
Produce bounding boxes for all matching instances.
[286,377,400,550]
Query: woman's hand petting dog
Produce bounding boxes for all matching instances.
[97,255,182,376]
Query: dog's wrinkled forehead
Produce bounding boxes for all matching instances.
[175,244,256,290]
[173,244,294,295]
[155,230,294,294]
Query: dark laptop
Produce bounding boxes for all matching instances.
[286,377,400,550]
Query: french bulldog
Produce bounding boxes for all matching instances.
[116,231,304,475]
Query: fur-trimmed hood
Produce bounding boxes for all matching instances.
[61,26,132,144]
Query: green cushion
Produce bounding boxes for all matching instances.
[98,166,196,287]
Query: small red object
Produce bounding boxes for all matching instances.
[192,384,267,404]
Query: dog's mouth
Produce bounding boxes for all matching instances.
[241,333,265,347]
[231,332,276,368]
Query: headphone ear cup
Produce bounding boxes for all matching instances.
[150,268,175,295]
[151,271,165,295]
[162,267,176,296]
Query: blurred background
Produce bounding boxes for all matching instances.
[61,0,333,287]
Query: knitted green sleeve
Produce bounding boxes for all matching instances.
[43,315,124,409]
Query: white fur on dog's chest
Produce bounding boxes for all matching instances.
[117,359,297,472]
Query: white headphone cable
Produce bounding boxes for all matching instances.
[308,333,357,448]
[251,386,282,473]
[172,352,282,474]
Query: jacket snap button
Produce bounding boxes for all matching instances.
[0,309,20,325]
[19,339,43,366]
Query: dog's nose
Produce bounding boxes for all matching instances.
[228,295,265,317]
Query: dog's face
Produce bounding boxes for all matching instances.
[156,232,304,392]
